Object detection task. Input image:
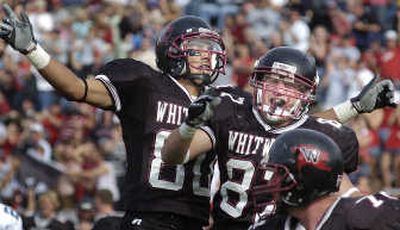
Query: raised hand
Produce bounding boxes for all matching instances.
[185,88,221,128]
[0,4,36,54]
[351,76,396,113]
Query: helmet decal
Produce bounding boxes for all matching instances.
[272,62,297,76]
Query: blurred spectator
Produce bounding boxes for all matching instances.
[92,189,122,230]
[67,142,119,202]
[33,68,57,111]
[326,1,352,37]
[378,30,400,84]
[77,198,95,230]
[350,2,382,51]
[43,29,69,65]
[351,114,381,191]
[368,0,389,30]
[309,25,330,101]
[130,37,157,69]
[3,118,22,157]
[23,190,72,230]
[0,155,20,202]
[322,52,355,109]
[198,0,239,30]
[56,176,79,226]
[246,0,281,41]
[225,12,249,44]
[347,60,374,99]
[281,3,310,52]
[39,103,64,145]
[231,44,254,91]
[331,34,360,67]
[382,106,400,188]
[24,122,52,163]
[0,91,11,116]
[71,8,92,40]
[27,0,55,41]
[1,0,400,226]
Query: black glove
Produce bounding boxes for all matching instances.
[351,76,396,113]
[0,4,36,54]
[185,88,221,128]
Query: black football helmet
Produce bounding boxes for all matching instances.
[156,16,226,86]
[249,47,319,127]
[252,129,343,213]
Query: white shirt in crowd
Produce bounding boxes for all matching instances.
[0,203,23,230]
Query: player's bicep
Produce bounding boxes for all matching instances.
[84,78,114,109]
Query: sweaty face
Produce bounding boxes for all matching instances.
[252,70,314,127]
[183,37,224,76]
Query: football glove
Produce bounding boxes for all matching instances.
[0,4,36,54]
[351,76,396,113]
[185,88,221,128]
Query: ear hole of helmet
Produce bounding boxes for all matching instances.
[168,58,186,78]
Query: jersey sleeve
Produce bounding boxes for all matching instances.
[94,58,156,112]
[335,125,359,173]
[308,118,359,173]
[347,193,400,230]
[203,86,252,150]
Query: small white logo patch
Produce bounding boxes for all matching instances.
[272,62,297,74]
[131,218,143,226]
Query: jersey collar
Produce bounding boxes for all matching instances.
[167,74,196,102]
[252,107,309,134]
[283,197,342,230]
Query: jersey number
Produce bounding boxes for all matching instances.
[149,130,212,196]
[220,159,255,218]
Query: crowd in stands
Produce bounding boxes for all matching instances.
[0,0,400,229]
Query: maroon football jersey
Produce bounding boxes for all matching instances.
[252,192,400,230]
[95,59,216,223]
[204,86,359,227]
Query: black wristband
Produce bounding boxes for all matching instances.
[78,78,88,101]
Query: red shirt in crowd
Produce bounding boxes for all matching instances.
[378,46,400,81]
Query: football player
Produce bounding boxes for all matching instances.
[161,47,396,229]
[0,5,226,230]
[0,5,393,229]
[249,129,400,230]
[0,203,23,230]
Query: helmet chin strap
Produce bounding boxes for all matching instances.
[185,73,212,87]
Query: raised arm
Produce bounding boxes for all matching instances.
[314,76,396,123]
[161,90,220,165]
[162,128,213,164]
[0,4,112,109]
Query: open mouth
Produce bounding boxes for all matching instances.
[199,64,211,69]
[268,98,286,113]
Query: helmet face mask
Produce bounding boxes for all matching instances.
[249,47,319,127]
[252,163,297,219]
[250,67,316,127]
[156,16,226,86]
